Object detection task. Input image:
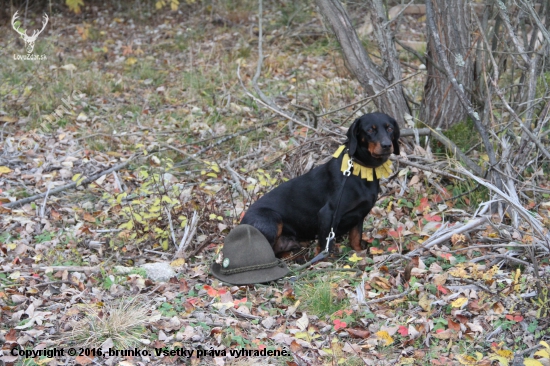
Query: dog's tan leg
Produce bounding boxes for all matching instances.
[349,225,362,252]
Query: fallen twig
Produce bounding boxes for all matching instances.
[458,167,550,251]
[469,254,531,266]
[391,156,464,180]
[187,234,216,258]
[450,277,495,294]
[4,155,137,209]
[39,266,100,273]
[230,307,262,320]
[407,217,487,257]
[365,288,412,305]
[175,211,199,259]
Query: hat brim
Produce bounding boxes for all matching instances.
[211,262,289,285]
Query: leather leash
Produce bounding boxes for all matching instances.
[291,149,354,271]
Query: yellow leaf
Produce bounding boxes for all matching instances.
[161,195,175,205]
[496,349,514,359]
[133,212,144,223]
[36,358,55,365]
[348,253,362,263]
[119,221,133,230]
[66,0,84,13]
[71,173,86,186]
[170,0,179,11]
[523,359,544,366]
[149,205,161,213]
[126,57,138,66]
[9,271,21,280]
[514,268,521,281]
[0,166,12,175]
[170,258,185,267]
[116,192,127,204]
[534,349,549,358]
[375,330,394,346]
[211,163,220,173]
[451,297,468,308]
[488,355,509,366]
[457,354,479,365]
[449,266,470,278]
[418,292,431,312]
[540,341,550,350]
[398,358,415,365]
[161,239,169,251]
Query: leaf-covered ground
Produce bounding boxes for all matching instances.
[1,2,549,365]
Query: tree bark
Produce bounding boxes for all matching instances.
[419,0,475,129]
[315,0,410,126]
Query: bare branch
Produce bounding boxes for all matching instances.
[315,0,410,124]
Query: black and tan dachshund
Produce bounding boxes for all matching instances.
[241,112,400,255]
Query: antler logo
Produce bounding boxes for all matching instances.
[12,11,49,54]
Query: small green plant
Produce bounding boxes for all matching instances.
[34,231,54,243]
[296,278,348,318]
[159,302,177,317]
[104,157,186,251]
[0,232,14,244]
[494,317,516,331]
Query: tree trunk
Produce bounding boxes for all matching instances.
[315,0,410,126]
[420,0,474,129]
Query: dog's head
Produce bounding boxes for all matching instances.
[346,112,400,166]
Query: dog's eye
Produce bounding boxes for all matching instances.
[367,128,374,134]
[387,127,393,133]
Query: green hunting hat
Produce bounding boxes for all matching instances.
[211,224,289,285]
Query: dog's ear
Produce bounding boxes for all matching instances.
[391,117,400,155]
[346,118,361,156]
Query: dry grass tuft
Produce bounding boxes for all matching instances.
[61,297,153,349]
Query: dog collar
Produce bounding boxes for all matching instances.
[332,145,392,181]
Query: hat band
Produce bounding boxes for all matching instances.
[220,258,285,275]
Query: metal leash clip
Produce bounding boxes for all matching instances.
[305,228,336,267]
[343,158,353,176]
[325,229,335,253]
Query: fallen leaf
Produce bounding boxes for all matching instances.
[376,330,394,346]
[451,297,468,309]
[296,312,309,331]
[347,328,370,339]
[0,166,12,175]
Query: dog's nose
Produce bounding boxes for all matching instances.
[381,141,392,150]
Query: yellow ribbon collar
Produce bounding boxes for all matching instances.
[332,145,392,181]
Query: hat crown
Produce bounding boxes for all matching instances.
[211,224,289,285]
[221,225,281,273]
